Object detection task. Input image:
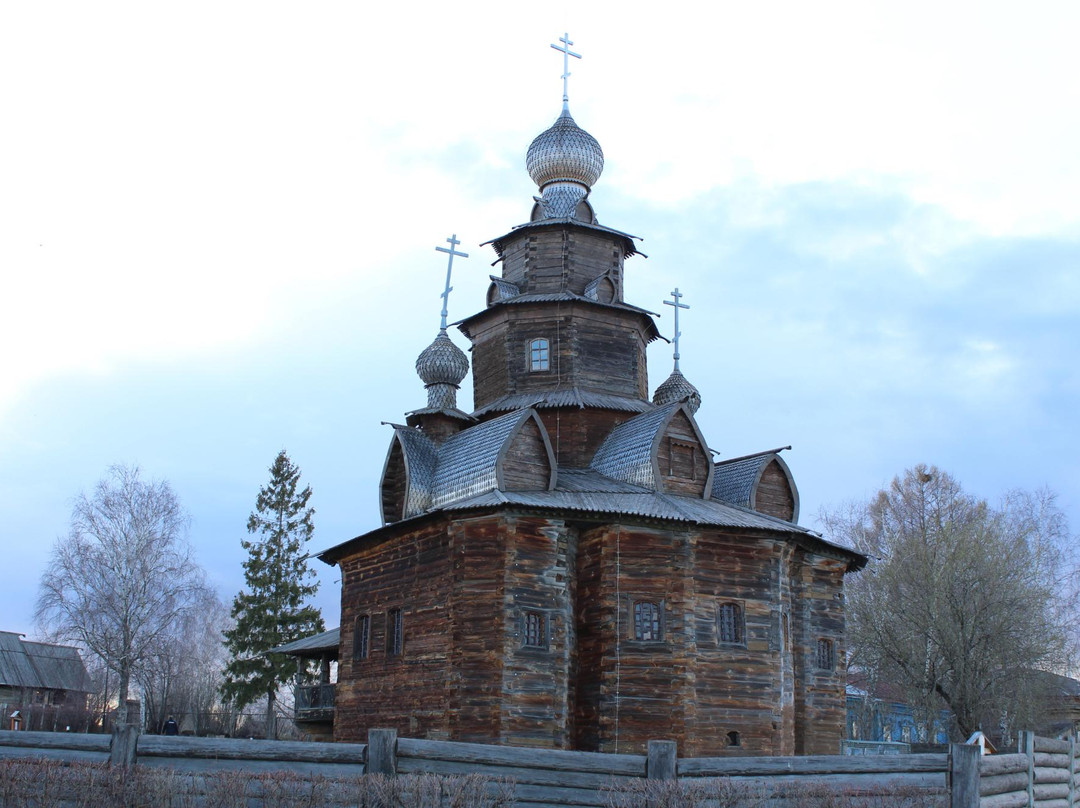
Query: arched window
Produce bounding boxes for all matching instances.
[718,601,744,646]
[816,638,835,670]
[633,601,661,641]
[529,338,550,372]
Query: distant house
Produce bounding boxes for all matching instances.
[0,631,93,730]
[845,671,949,746]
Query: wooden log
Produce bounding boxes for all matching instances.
[647,740,677,781]
[1036,767,1072,785]
[953,744,982,808]
[684,772,947,792]
[677,753,948,777]
[137,756,367,778]
[135,735,366,763]
[1024,731,1037,808]
[982,773,1032,797]
[1032,800,1069,808]
[982,755,1032,777]
[0,746,108,764]
[513,782,608,807]
[0,730,110,752]
[1035,738,1071,755]
[396,755,637,790]
[1034,783,1071,801]
[396,737,646,776]
[1035,754,1071,769]
[980,791,1030,808]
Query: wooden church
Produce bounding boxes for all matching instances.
[316,43,865,756]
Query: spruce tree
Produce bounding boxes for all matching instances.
[222,450,324,738]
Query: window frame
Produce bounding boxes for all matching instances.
[816,637,835,671]
[528,338,550,372]
[386,608,404,657]
[352,614,370,662]
[522,610,548,649]
[717,601,745,647]
[632,600,664,642]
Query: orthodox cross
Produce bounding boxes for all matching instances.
[550,33,581,110]
[435,234,468,331]
[664,288,690,371]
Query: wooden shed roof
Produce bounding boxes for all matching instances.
[0,631,93,693]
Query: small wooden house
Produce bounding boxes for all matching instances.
[0,631,92,730]
[316,99,865,756]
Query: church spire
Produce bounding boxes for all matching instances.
[653,287,702,413]
[415,235,470,411]
[526,34,604,220]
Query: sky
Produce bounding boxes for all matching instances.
[2,1,1079,640]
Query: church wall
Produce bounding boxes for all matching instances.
[334,519,456,743]
[500,516,576,748]
[657,411,711,497]
[791,552,848,755]
[500,417,552,491]
[537,407,637,468]
[498,229,625,299]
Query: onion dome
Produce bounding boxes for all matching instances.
[526,108,604,219]
[416,329,469,410]
[653,369,702,414]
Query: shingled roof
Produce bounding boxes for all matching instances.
[0,632,92,693]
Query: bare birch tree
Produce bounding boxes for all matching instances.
[36,465,212,725]
[823,465,1077,742]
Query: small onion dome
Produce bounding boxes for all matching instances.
[653,369,702,414]
[526,108,604,191]
[416,329,468,388]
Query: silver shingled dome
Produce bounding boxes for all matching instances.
[653,369,702,414]
[526,108,604,191]
[416,330,469,387]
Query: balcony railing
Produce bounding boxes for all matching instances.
[294,683,335,722]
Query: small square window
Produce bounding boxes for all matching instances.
[633,601,662,642]
[529,338,550,372]
[387,609,403,656]
[523,611,547,648]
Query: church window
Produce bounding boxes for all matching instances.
[633,601,662,641]
[387,609,403,656]
[352,614,370,661]
[726,731,741,747]
[718,602,744,646]
[816,638,835,670]
[523,611,547,648]
[529,338,550,372]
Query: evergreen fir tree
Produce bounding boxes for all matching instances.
[222,450,324,737]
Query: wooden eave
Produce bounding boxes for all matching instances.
[481,218,644,261]
[455,297,662,344]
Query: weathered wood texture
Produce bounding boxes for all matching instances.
[756,459,796,521]
[466,303,654,411]
[657,411,710,497]
[501,416,553,491]
[535,408,637,469]
[952,743,981,808]
[498,228,626,301]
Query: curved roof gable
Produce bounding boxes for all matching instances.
[590,403,713,497]
[712,448,800,523]
[380,426,439,523]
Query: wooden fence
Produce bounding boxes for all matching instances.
[977,732,1079,808]
[4,726,1051,808]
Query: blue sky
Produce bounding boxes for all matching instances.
[2,1,1078,636]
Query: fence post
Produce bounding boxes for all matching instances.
[647,740,677,781]
[109,725,138,768]
[949,743,979,808]
[1069,733,1076,808]
[1020,731,1035,808]
[367,728,398,775]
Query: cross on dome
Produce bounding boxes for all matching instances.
[435,234,469,331]
[550,33,581,111]
[664,288,690,371]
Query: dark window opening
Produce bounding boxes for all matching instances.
[718,602,744,646]
[633,601,662,641]
[816,638,835,670]
[387,609,403,656]
[523,611,547,648]
[529,338,550,372]
[727,731,741,747]
[352,614,370,661]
